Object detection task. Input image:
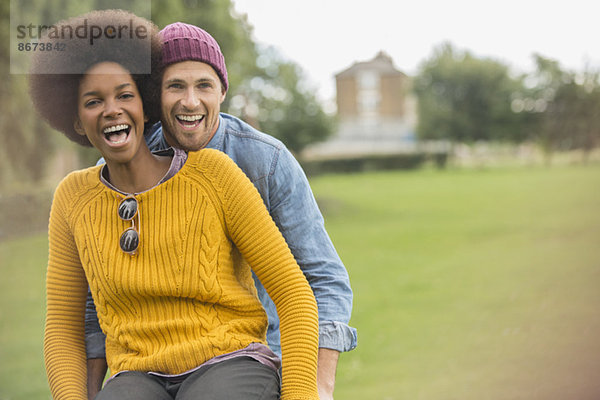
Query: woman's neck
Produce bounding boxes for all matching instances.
[104,147,172,194]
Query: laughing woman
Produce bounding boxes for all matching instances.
[29,10,319,400]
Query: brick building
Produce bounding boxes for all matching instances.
[305,51,417,157]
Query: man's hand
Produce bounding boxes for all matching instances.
[87,358,108,400]
[317,348,339,400]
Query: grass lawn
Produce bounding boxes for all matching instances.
[1,164,599,399]
[310,164,600,400]
[0,234,49,400]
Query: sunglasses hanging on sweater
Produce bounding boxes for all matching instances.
[117,195,140,255]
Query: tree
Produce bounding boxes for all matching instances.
[2,0,333,188]
[513,55,600,163]
[227,46,334,155]
[0,0,72,186]
[150,1,334,154]
[575,68,600,163]
[260,61,334,155]
[414,43,528,144]
[151,0,261,99]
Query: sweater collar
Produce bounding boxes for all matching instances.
[99,147,187,196]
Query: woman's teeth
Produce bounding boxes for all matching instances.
[103,124,129,134]
[103,124,131,144]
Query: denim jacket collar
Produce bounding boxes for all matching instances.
[205,115,226,152]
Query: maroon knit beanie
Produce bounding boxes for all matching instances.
[160,22,228,91]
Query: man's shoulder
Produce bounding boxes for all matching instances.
[219,114,297,180]
[220,113,284,150]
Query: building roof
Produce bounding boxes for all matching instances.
[335,51,406,78]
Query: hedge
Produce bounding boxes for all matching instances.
[300,152,448,176]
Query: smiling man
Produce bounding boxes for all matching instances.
[85,22,357,400]
[160,60,225,151]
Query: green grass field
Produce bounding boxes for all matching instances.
[1,164,599,399]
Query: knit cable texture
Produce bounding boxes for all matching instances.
[44,149,319,399]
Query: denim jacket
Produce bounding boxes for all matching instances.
[86,113,357,357]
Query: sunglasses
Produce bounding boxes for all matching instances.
[117,195,140,255]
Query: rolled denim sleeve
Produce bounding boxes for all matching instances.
[85,288,106,358]
[319,321,357,351]
[266,148,357,352]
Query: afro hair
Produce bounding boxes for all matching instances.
[28,9,162,147]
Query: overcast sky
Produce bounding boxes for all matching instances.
[232,0,599,103]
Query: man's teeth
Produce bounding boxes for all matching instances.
[177,115,203,122]
[103,124,130,134]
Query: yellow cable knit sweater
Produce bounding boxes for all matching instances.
[44,149,319,400]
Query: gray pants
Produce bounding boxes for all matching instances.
[95,357,280,400]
